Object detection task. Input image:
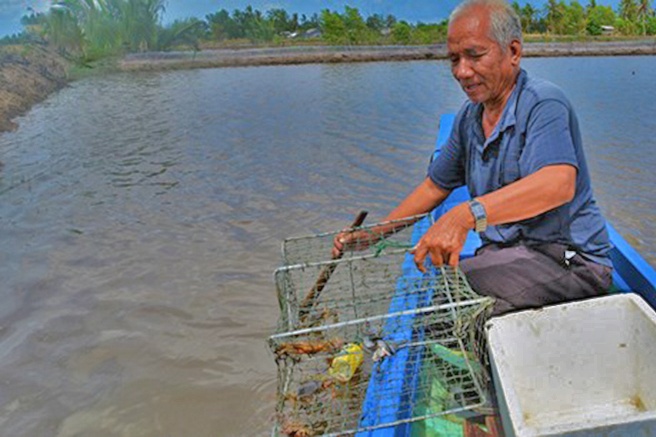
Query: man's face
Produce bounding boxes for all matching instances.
[447,6,519,105]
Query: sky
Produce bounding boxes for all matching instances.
[0,0,622,38]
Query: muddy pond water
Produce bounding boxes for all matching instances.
[0,56,654,436]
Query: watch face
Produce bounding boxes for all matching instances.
[469,200,487,232]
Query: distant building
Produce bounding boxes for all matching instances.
[601,25,615,35]
[302,28,322,39]
[282,31,299,39]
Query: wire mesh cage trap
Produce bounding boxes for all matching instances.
[269,218,495,436]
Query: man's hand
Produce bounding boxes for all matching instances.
[332,229,381,258]
[412,203,473,272]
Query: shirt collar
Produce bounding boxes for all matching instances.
[496,68,527,133]
[472,68,527,147]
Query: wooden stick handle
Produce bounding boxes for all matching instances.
[299,210,368,318]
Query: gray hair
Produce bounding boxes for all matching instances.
[449,0,523,48]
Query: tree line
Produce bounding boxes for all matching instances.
[2,0,655,62]
[514,0,655,35]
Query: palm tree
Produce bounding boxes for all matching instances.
[617,0,640,34]
[521,3,537,33]
[545,0,566,34]
[45,6,84,54]
[637,0,654,34]
[619,0,639,21]
[157,18,206,51]
[44,0,166,57]
[119,0,166,51]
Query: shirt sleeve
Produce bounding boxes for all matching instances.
[520,99,579,175]
[427,107,467,191]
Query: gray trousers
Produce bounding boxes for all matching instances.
[460,243,613,317]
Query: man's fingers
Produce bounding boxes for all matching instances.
[332,233,346,258]
[429,249,445,268]
[333,231,374,257]
[447,251,459,267]
[413,244,428,273]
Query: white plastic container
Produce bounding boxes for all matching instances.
[487,293,656,437]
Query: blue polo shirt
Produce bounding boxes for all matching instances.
[428,69,611,265]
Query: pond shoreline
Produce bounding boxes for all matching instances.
[2,40,656,133]
[0,45,69,134]
[120,40,656,71]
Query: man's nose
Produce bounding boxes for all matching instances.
[453,59,474,79]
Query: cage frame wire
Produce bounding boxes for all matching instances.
[279,214,429,268]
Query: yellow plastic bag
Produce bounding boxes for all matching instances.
[328,343,364,382]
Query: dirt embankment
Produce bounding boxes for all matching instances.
[0,44,69,133]
[119,40,656,71]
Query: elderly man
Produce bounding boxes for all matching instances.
[335,0,612,317]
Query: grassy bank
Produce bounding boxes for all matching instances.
[0,44,69,133]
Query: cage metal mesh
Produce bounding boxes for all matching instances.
[269,220,494,436]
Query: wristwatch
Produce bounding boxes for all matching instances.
[468,199,488,233]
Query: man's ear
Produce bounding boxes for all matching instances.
[509,40,522,66]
